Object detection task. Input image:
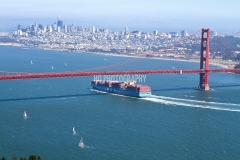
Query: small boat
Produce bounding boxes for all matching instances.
[65,62,67,66]
[51,66,54,69]
[31,60,33,65]
[73,127,76,134]
[23,111,27,119]
[79,137,85,148]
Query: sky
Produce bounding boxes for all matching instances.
[0,0,239,32]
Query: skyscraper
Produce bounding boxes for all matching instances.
[31,25,35,33]
[64,25,67,32]
[181,30,187,37]
[125,27,129,35]
[57,15,63,29]
[57,26,61,32]
[17,25,21,31]
[38,24,43,30]
[52,23,57,31]
[92,26,96,33]
[34,23,37,31]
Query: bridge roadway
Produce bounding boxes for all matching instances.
[0,69,240,80]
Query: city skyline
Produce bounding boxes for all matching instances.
[0,0,240,32]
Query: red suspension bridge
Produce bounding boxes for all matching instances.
[0,28,240,90]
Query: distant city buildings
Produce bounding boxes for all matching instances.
[153,30,158,35]
[125,27,129,35]
[57,15,63,30]
[91,26,96,33]
[181,30,188,37]
[8,16,240,62]
[17,25,21,31]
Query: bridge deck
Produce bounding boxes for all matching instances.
[0,69,240,80]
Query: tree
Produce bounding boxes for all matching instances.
[2,155,41,160]
[28,155,41,160]
[12,155,17,160]
[28,155,36,160]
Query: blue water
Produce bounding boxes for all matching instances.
[1,46,240,159]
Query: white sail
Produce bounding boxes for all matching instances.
[23,111,27,119]
[65,62,67,66]
[73,127,76,134]
[79,137,84,148]
[31,60,33,65]
[51,66,54,69]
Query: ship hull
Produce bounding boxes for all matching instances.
[92,85,151,98]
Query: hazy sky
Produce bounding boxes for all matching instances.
[0,0,239,32]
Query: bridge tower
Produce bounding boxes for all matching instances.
[198,28,210,90]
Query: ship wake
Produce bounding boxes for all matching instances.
[142,95,240,112]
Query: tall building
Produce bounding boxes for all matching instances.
[31,25,35,32]
[57,26,61,32]
[91,26,96,33]
[57,20,63,29]
[153,30,158,35]
[181,30,187,37]
[49,26,53,32]
[43,27,47,32]
[64,25,67,32]
[72,23,74,31]
[28,25,31,32]
[52,23,57,31]
[17,30,22,36]
[17,25,21,31]
[34,23,37,31]
[104,29,109,34]
[47,25,50,30]
[125,27,129,35]
[38,24,43,30]
[57,15,63,29]
[67,25,73,32]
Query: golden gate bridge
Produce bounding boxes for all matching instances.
[0,29,240,91]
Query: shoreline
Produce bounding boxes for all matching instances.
[0,43,238,69]
[76,50,235,69]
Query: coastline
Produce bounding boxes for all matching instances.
[75,50,235,69]
[0,43,238,69]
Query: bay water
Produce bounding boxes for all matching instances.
[0,46,240,159]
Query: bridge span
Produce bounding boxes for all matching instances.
[0,28,240,90]
[0,68,240,81]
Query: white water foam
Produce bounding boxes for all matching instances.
[89,89,108,94]
[58,97,77,100]
[142,95,240,112]
[90,89,240,112]
[90,89,137,98]
[151,95,240,107]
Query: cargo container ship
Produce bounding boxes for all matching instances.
[90,80,151,98]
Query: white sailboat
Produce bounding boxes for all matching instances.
[79,137,85,148]
[73,127,76,134]
[51,66,54,69]
[31,60,33,65]
[65,62,67,66]
[23,111,27,119]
